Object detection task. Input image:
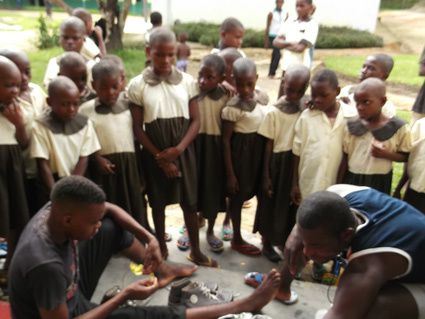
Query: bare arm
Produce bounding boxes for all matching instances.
[36,158,55,193]
[324,253,409,319]
[2,102,29,148]
[262,139,274,197]
[93,26,107,57]
[371,146,408,162]
[72,156,88,176]
[264,12,273,48]
[336,153,348,184]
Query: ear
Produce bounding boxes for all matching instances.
[256,74,259,81]
[63,214,73,226]
[220,31,226,38]
[336,86,341,96]
[146,46,151,58]
[46,97,52,107]
[381,95,387,106]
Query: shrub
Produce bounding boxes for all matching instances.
[380,0,420,9]
[173,22,383,49]
[37,15,59,49]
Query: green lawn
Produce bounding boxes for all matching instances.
[323,55,423,88]
[0,11,60,30]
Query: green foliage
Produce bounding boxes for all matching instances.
[174,22,383,49]
[37,15,59,49]
[380,0,420,9]
[316,26,383,49]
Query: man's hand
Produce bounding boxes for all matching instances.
[124,277,159,300]
[142,237,163,274]
[283,225,306,276]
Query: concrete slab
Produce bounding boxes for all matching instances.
[92,226,332,318]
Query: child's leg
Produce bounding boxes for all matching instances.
[206,215,224,252]
[181,204,217,266]
[151,205,168,259]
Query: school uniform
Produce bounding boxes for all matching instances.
[278,17,319,71]
[343,117,411,194]
[412,47,425,121]
[339,84,396,118]
[127,66,199,209]
[404,117,425,213]
[79,86,97,105]
[0,107,29,237]
[221,92,270,201]
[30,111,100,178]
[79,92,147,224]
[81,36,101,60]
[43,53,96,89]
[195,88,229,219]
[254,97,302,245]
[210,47,247,58]
[293,102,356,199]
[18,83,48,214]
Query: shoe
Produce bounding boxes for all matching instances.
[221,224,233,241]
[186,255,219,268]
[207,235,224,253]
[231,241,261,256]
[177,231,190,251]
[262,246,282,263]
[101,286,136,307]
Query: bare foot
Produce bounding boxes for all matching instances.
[156,262,198,288]
[206,232,224,252]
[188,251,218,268]
[245,269,281,312]
[160,244,169,261]
[275,288,293,303]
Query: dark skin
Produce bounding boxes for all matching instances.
[60,25,85,53]
[4,51,32,104]
[130,39,216,266]
[220,27,244,50]
[291,80,341,205]
[279,211,418,319]
[59,64,89,97]
[265,0,285,48]
[176,33,191,60]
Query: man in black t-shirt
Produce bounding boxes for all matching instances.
[9,176,280,319]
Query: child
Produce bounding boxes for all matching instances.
[395,117,425,213]
[0,56,29,282]
[211,17,246,57]
[0,49,48,214]
[411,46,425,123]
[222,58,269,256]
[144,11,162,67]
[72,7,106,59]
[196,54,228,252]
[128,27,217,267]
[58,52,96,104]
[104,54,126,90]
[254,65,310,262]
[273,0,319,98]
[291,69,356,205]
[79,59,149,226]
[30,76,100,200]
[337,78,410,194]
[43,17,96,88]
[176,32,191,72]
[339,53,396,118]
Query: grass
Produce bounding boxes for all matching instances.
[323,55,423,88]
[0,11,61,31]
[380,0,421,9]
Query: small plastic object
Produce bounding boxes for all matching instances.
[129,262,155,278]
[321,255,347,286]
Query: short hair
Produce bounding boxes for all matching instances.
[91,59,121,82]
[297,191,355,236]
[51,176,106,205]
[48,75,79,97]
[60,16,86,34]
[311,68,339,89]
[233,57,256,77]
[220,17,244,33]
[149,27,176,48]
[356,77,386,97]
[0,55,20,79]
[370,53,394,76]
[150,11,162,26]
[201,54,226,75]
[0,48,28,65]
[284,64,310,83]
[103,54,125,73]
[59,52,86,71]
[218,47,243,65]
[72,8,92,25]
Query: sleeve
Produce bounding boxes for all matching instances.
[43,58,59,89]
[80,120,101,157]
[28,263,68,310]
[30,123,50,160]
[80,37,100,60]
[221,106,243,122]
[342,126,351,154]
[301,19,319,47]
[411,118,425,143]
[292,115,303,156]
[126,75,145,107]
[382,101,397,118]
[185,75,199,100]
[257,111,275,140]
[396,124,412,153]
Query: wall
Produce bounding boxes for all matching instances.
[151,0,381,32]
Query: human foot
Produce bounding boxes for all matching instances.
[156,262,198,288]
[244,269,280,312]
[231,239,261,256]
[187,251,218,268]
[206,232,224,253]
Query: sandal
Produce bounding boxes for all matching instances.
[231,241,261,256]
[177,232,190,251]
[221,224,233,241]
[186,254,218,268]
[206,235,224,253]
[179,224,186,234]
[165,232,172,242]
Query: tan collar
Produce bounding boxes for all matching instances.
[37,110,88,135]
[142,66,183,86]
[94,91,129,114]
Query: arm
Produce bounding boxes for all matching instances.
[393,163,409,198]
[286,42,308,53]
[290,155,301,205]
[130,103,161,156]
[371,146,408,162]
[336,153,348,184]
[94,152,115,174]
[222,120,238,194]
[93,26,107,57]
[36,158,55,193]
[2,102,29,148]
[262,139,274,197]
[324,253,409,319]
[264,12,273,48]
[72,156,88,176]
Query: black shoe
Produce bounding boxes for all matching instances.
[262,247,282,263]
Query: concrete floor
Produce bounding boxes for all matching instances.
[92,225,332,319]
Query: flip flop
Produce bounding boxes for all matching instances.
[165,232,172,242]
[244,272,298,305]
[221,224,233,241]
[186,255,219,268]
[207,235,224,253]
[231,242,261,256]
[177,232,190,251]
